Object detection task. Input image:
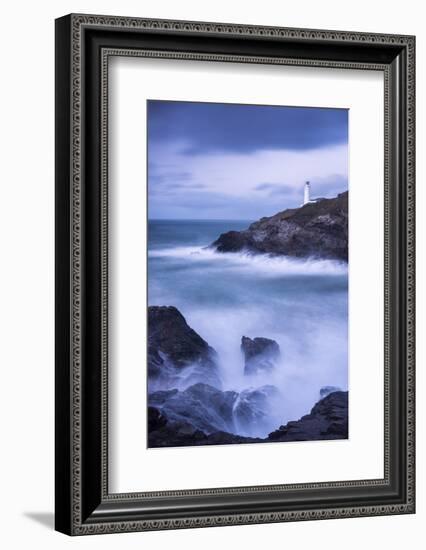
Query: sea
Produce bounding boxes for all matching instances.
[148,219,348,437]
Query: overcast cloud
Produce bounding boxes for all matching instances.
[148,100,348,220]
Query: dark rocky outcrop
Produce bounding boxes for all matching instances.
[212,191,348,261]
[148,411,262,447]
[146,307,348,448]
[320,385,341,398]
[149,383,238,435]
[148,306,220,389]
[268,390,348,442]
[148,382,278,437]
[241,336,280,375]
[148,391,348,448]
[147,382,282,447]
[233,385,279,435]
[147,406,168,432]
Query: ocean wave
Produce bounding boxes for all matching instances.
[148,246,348,276]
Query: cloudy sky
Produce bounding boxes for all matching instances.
[147,100,348,220]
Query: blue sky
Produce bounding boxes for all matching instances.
[148,100,348,220]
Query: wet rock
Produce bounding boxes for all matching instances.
[147,406,168,432]
[148,382,238,435]
[148,390,349,448]
[148,423,262,448]
[233,385,280,436]
[198,431,262,446]
[268,391,348,442]
[241,336,280,375]
[212,191,348,261]
[147,382,282,447]
[148,306,220,389]
[148,419,208,448]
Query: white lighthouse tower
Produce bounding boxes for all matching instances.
[303,181,311,205]
[301,181,323,207]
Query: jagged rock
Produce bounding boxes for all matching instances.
[148,423,262,448]
[196,431,262,446]
[147,399,264,448]
[268,391,348,442]
[320,385,341,398]
[148,306,216,368]
[148,388,349,448]
[241,336,280,375]
[147,388,179,405]
[212,191,348,261]
[148,383,238,435]
[148,383,281,446]
[147,406,168,432]
[233,385,280,435]
[148,306,220,389]
[148,418,209,448]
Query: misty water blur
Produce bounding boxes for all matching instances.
[148,219,348,438]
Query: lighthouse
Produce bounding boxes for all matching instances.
[301,181,324,206]
[303,181,311,205]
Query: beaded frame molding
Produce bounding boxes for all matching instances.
[55,14,415,536]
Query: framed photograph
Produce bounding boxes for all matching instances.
[55,14,415,535]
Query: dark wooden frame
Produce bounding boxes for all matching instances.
[55,13,415,535]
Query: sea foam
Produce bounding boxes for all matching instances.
[149,245,348,277]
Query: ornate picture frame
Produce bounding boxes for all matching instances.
[55,13,415,535]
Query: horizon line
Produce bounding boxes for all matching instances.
[148,218,254,222]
